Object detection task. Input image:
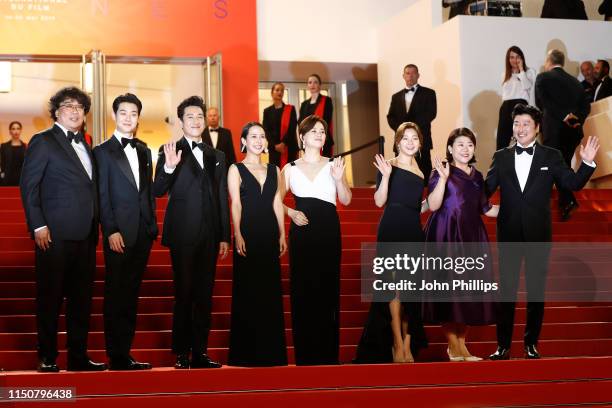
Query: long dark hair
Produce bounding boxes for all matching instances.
[503,46,529,84]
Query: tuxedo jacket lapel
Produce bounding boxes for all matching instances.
[202,130,213,147]
[135,142,149,192]
[178,137,203,179]
[50,125,92,182]
[407,87,420,116]
[503,148,522,194]
[109,137,138,191]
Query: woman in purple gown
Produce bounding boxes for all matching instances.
[424,128,498,361]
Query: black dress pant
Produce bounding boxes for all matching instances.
[35,228,96,361]
[496,242,551,348]
[169,236,218,355]
[103,220,153,360]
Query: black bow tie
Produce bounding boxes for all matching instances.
[67,131,84,144]
[121,137,136,149]
[406,87,416,93]
[192,141,204,151]
[209,128,219,132]
[515,145,534,155]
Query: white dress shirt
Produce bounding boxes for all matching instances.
[164,136,204,174]
[502,68,536,104]
[209,128,219,148]
[514,141,536,192]
[55,122,93,180]
[114,131,139,190]
[404,84,418,112]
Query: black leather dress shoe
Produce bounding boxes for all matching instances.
[67,357,107,371]
[524,344,541,359]
[488,346,511,360]
[37,358,60,373]
[109,357,152,371]
[191,354,222,368]
[175,354,190,369]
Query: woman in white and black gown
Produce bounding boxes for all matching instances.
[354,122,429,364]
[280,114,351,365]
[228,122,288,366]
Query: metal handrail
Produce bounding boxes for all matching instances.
[333,136,385,159]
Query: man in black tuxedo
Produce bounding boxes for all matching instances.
[579,61,598,103]
[486,104,598,360]
[535,49,591,220]
[387,64,437,182]
[19,87,106,372]
[203,107,236,169]
[153,96,230,369]
[594,59,612,101]
[93,93,157,370]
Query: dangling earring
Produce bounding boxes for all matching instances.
[240,140,246,153]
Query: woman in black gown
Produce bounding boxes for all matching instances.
[354,122,428,364]
[281,114,351,365]
[262,82,299,166]
[0,121,27,186]
[298,74,334,157]
[227,122,288,366]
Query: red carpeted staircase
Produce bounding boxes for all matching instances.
[0,186,611,406]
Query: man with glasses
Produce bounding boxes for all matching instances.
[20,87,106,372]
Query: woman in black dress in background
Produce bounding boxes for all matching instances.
[281,114,351,365]
[354,122,428,364]
[228,122,287,367]
[298,74,334,157]
[262,82,298,166]
[0,121,27,186]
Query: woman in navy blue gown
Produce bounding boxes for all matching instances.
[424,127,498,361]
[354,122,428,364]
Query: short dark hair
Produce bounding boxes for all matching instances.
[597,59,610,74]
[446,128,477,164]
[308,74,322,84]
[9,121,22,130]
[403,64,419,73]
[48,86,91,120]
[177,95,206,121]
[112,93,142,115]
[512,103,542,127]
[298,115,328,150]
[547,49,565,67]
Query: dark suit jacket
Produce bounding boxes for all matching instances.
[387,85,437,150]
[600,0,612,18]
[541,0,588,19]
[20,124,98,241]
[203,127,236,168]
[535,67,591,148]
[581,79,597,103]
[93,136,158,247]
[262,103,299,163]
[485,143,594,242]
[595,76,612,101]
[153,137,230,247]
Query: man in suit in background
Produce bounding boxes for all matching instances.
[20,87,106,372]
[579,61,598,102]
[387,64,437,182]
[535,49,591,220]
[94,93,158,371]
[154,96,230,369]
[203,107,236,169]
[594,59,612,101]
[486,104,598,361]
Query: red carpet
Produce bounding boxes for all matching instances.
[1,186,610,406]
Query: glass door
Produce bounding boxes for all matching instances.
[81,50,106,146]
[203,53,223,125]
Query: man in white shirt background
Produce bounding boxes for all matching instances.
[203,106,236,169]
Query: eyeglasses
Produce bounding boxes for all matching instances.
[59,103,85,113]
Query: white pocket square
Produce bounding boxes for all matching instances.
[216,161,220,166]
[540,167,548,170]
